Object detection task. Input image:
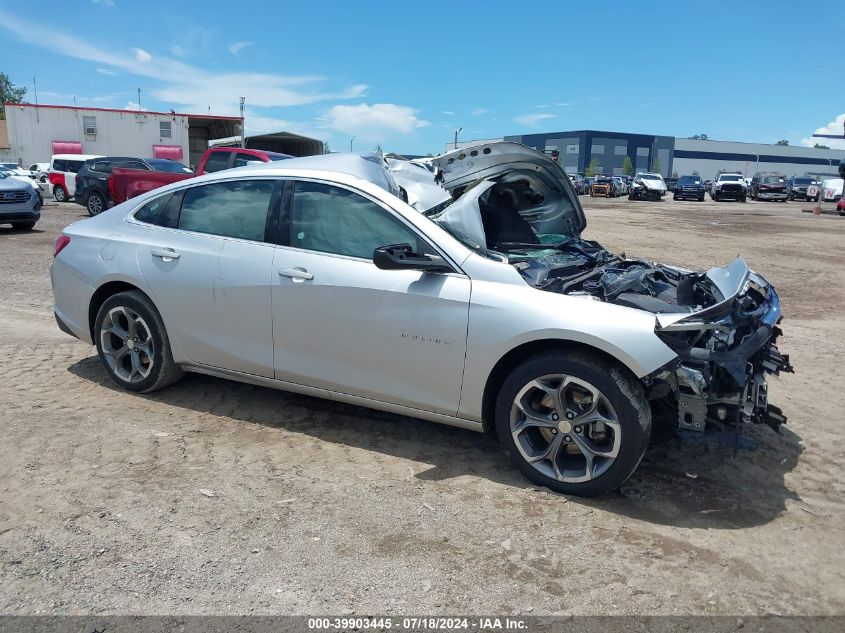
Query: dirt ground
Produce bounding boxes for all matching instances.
[1,194,843,616]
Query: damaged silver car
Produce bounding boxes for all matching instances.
[52,142,792,497]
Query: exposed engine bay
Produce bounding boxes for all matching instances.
[401,150,795,440]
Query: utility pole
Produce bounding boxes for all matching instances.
[33,77,39,122]
[137,87,141,111]
[239,97,246,148]
[454,127,462,149]
[350,136,356,152]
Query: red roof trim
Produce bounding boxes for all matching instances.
[4,102,243,121]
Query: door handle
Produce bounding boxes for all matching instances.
[151,248,180,261]
[278,267,314,281]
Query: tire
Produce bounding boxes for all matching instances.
[494,350,651,497]
[741,195,747,203]
[53,185,67,203]
[11,221,36,230]
[628,194,635,201]
[673,194,679,201]
[712,193,720,202]
[94,291,184,393]
[86,191,106,216]
[698,195,705,201]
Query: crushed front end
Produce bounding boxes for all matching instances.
[649,262,794,437]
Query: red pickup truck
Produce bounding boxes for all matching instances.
[110,147,292,204]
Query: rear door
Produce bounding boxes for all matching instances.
[135,178,281,377]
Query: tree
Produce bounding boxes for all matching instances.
[692,170,700,176]
[688,133,709,140]
[650,158,661,174]
[775,139,789,146]
[584,158,601,177]
[671,171,678,179]
[0,72,27,120]
[322,142,331,154]
[814,143,830,149]
[621,155,634,176]
[373,142,383,154]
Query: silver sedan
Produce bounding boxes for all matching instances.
[51,143,792,496]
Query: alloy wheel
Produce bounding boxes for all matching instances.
[99,306,155,383]
[509,374,622,483]
[88,194,104,215]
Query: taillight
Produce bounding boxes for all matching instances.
[53,234,70,258]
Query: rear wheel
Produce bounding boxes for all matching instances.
[53,185,67,202]
[94,291,183,393]
[698,194,705,201]
[495,351,651,497]
[86,191,106,216]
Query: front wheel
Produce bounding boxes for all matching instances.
[11,221,36,230]
[495,351,651,497]
[95,291,183,393]
[53,185,67,202]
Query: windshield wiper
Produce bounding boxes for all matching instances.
[498,238,573,252]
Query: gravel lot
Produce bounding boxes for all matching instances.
[1,194,843,616]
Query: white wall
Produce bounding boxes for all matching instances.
[5,105,190,166]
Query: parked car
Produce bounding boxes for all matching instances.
[710,172,747,202]
[611,176,628,195]
[837,198,845,215]
[49,154,103,202]
[51,142,793,497]
[0,168,41,230]
[28,162,50,182]
[75,157,192,216]
[1,162,36,182]
[108,147,293,205]
[664,176,679,192]
[748,172,788,202]
[673,175,706,201]
[628,172,667,201]
[785,176,818,201]
[820,178,843,202]
[590,176,617,197]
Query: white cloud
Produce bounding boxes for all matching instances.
[0,11,367,120]
[441,110,455,116]
[532,104,550,109]
[471,108,489,116]
[515,112,556,128]
[96,67,119,76]
[228,41,253,56]
[322,103,430,140]
[555,102,572,107]
[170,45,186,57]
[133,48,152,63]
[124,101,146,111]
[800,113,845,150]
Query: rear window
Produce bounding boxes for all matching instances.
[719,175,743,182]
[203,151,231,173]
[265,152,293,162]
[146,159,192,174]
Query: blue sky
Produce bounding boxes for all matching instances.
[1,0,844,155]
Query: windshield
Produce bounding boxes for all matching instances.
[762,176,785,184]
[719,175,743,182]
[638,174,660,181]
[266,152,293,161]
[793,178,813,185]
[0,171,8,180]
[678,176,701,184]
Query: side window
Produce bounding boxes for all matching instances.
[202,151,231,173]
[53,159,67,172]
[290,181,423,259]
[90,160,113,174]
[66,160,84,173]
[178,180,274,241]
[122,160,149,170]
[134,192,178,228]
[234,152,264,168]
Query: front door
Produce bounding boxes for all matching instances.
[271,180,471,415]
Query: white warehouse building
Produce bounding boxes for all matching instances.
[2,103,243,169]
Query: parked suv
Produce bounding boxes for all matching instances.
[786,176,818,201]
[75,157,191,216]
[748,172,788,202]
[673,175,706,201]
[710,172,747,202]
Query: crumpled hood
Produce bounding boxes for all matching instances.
[426,142,587,234]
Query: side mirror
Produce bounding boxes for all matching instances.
[373,243,452,273]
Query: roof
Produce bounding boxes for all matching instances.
[4,102,242,121]
[250,153,399,194]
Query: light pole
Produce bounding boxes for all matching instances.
[454,127,462,149]
[350,136,356,152]
[239,96,246,148]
